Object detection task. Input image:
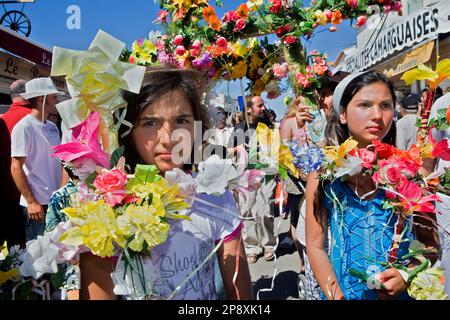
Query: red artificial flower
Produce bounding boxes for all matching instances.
[373,140,394,159]
[283,35,296,45]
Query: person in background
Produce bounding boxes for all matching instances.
[10,78,64,241]
[0,79,32,247]
[396,93,419,150]
[231,111,244,128]
[231,95,277,264]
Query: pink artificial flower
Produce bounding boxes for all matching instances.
[272,63,289,79]
[373,156,418,186]
[216,36,228,48]
[157,10,169,23]
[392,179,440,215]
[93,168,128,207]
[349,148,376,169]
[174,35,184,46]
[191,39,202,50]
[222,10,239,23]
[52,112,110,169]
[346,0,359,9]
[384,5,391,14]
[391,1,403,12]
[234,19,246,31]
[295,73,310,88]
[432,139,450,161]
[175,45,186,56]
[312,62,328,76]
[356,16,367,28]
[324,10,332,22]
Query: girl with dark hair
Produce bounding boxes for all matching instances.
[305,71,438,300]
[80,66,252,300]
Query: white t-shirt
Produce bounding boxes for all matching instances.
[149,191,241,300]
[11,115,62,206]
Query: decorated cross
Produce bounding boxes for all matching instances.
[126,0,403,106]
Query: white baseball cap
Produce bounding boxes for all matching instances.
[20,77,65,100]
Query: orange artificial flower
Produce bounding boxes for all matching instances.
[236,3,250,19]
[209,16,222,31]
[203,6,216,23]
[331,10,343,25]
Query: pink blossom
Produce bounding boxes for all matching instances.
[93,168,128,207]
[174,35,184,46]
[222,10,239,22]
[346,0,359,9]
[391,1,403,12]
[175,45,186,56]
[384,5,391,14]
[191,39,202,50]
[356,16,367,28]
[51,112,110,169]
[272,63,289,79]
[392,179,440,215]
[324,10,332,22]
[295,73,310,89]
[157,10,169,23]
[234,19,246,31]
[216,36,228,48]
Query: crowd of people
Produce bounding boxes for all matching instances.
[0,66,449,300]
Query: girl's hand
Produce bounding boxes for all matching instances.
[375,268,408,300]
[294,103,315,128]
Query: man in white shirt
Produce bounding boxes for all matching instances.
[10,78,64,241]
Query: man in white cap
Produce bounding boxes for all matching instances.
[10,77,65,241]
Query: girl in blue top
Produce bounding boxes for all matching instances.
[305,71,438,300]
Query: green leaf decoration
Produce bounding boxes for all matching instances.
[110,146,125,168]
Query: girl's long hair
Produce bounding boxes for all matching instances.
[313,71,397,226]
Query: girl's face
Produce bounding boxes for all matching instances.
[340,81,394,147]
[131,89,195,174]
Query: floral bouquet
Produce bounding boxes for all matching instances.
[320,135,450,299]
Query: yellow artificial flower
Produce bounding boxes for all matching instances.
[232,40,250,58]
[231,60,248,80]
[0,269,19,285]
[324,137,358,167]
[117,204,171,252]
[408,267,448,300]
[61,201,126,257]
[0,241,8,261]
[172,0,207,10]
[256,123,299,177]
[247,0,263,12]
[401,59,450,90]
[250,53,263,70]
[314,10,327,26]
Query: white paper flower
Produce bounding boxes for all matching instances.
[165,168,197,199]
[19,234,59,279]
[335,156,363,178]
[111,254,155,300]
[50,221,87,263]
[196,155,238,195]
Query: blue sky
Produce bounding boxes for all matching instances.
[9,0,358,118]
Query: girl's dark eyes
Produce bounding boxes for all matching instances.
[143,120,156,127]
[177,119,189,124]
